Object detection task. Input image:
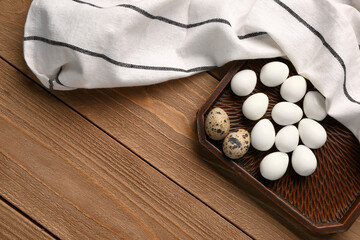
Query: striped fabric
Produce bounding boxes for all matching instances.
[24,0,360,140]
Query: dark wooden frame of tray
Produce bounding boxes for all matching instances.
[197,59,360,234]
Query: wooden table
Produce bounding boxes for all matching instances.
[1,1,359,239]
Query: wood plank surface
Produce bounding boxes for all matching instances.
[0,199,55,240]
[1,1,360,240]
[0,59,250,240]
[0,2,300,239]
[50,68,360,240]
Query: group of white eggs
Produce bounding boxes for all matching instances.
[231,61,327,180]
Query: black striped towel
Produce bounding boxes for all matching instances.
[24,0,360,140]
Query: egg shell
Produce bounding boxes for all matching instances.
[303,91,327,121]
[271,102,303,126]
[280,75,307,103]
[275,125,299,153]
[260,61,289,87]
[222,129,250,159]
[292,145,317,176]
[231,69,257,96]
[251,119,275,151]
[205,108,230,140]
[242,93,269,121]
[298,118,327,149]
[260,152,289,181]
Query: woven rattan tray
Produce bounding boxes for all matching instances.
[196,58,360,234]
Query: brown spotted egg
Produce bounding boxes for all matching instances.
[205,107,230,140]
[222,129,250,159]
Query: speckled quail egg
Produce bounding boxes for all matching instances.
[205,107,230,140]
[222,129,250,159]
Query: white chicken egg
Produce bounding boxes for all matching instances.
[251,119,275,151]
[291,145,317,176]
[231,69,257,96]
[260,152,289,181]
[298,118,327,149]
[280,75,307,103]
[271,102,303,125]
[275,125,299,153]
[260,61,289,87]
[303,91,327,121]
[242,93,269,121]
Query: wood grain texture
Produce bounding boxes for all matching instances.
[0,199,54,240]
[0,3,297,236]
[0,59,250,240]
[1,1,360,240]
[0,1,31,73]
[51,70,360,240]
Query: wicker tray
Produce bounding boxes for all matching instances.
[196,58,360,234]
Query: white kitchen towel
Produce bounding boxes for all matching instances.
[24,0,360,140]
